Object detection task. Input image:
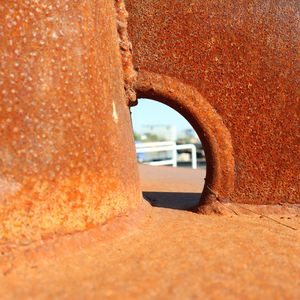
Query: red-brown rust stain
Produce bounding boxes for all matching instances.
[126,0,300,204]
[0,1,142,244]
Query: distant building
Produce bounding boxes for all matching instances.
[141,125,177,141]
[177,128,200,144]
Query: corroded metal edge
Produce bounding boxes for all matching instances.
[115,0,138,105]
[135,70,235,209]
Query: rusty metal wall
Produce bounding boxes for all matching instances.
[126,0,300,205]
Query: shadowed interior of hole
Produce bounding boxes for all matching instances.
[130,98,206,211]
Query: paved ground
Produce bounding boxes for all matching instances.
[139,164,205,193]
[1,165,299,299]
[139,164,205,210]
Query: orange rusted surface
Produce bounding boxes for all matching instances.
[0,1,142,244]
[0,0,298,247]
[126,0,300,205]
[0,2,299,298]
[1,206,299,299]
[1,165,299,298]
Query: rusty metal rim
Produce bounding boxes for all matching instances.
[134,70,235,208]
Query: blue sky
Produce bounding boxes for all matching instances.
[130,99,192,133]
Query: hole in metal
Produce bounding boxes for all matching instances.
[131,99,206,211]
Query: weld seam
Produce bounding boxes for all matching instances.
[115,0,138,106]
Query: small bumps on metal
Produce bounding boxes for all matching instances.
[115,0,138,106]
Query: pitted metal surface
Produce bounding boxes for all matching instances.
[0,1,142,244]
[126,0,300,205]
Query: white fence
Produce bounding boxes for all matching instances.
[135,141,197,169]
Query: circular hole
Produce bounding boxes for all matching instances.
[131,98,206,211]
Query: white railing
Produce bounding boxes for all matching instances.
[135,141,197,169]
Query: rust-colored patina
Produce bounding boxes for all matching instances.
[0,1,142,244]
[0,2,300,298]
[0,0,299,245]
[126,0,300,205]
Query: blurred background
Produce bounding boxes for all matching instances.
[131,99,206,170]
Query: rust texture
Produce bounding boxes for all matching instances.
[115,0,138,105]
[126,0,300,205]
[0,0,142,244]
[136,71,235,207]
